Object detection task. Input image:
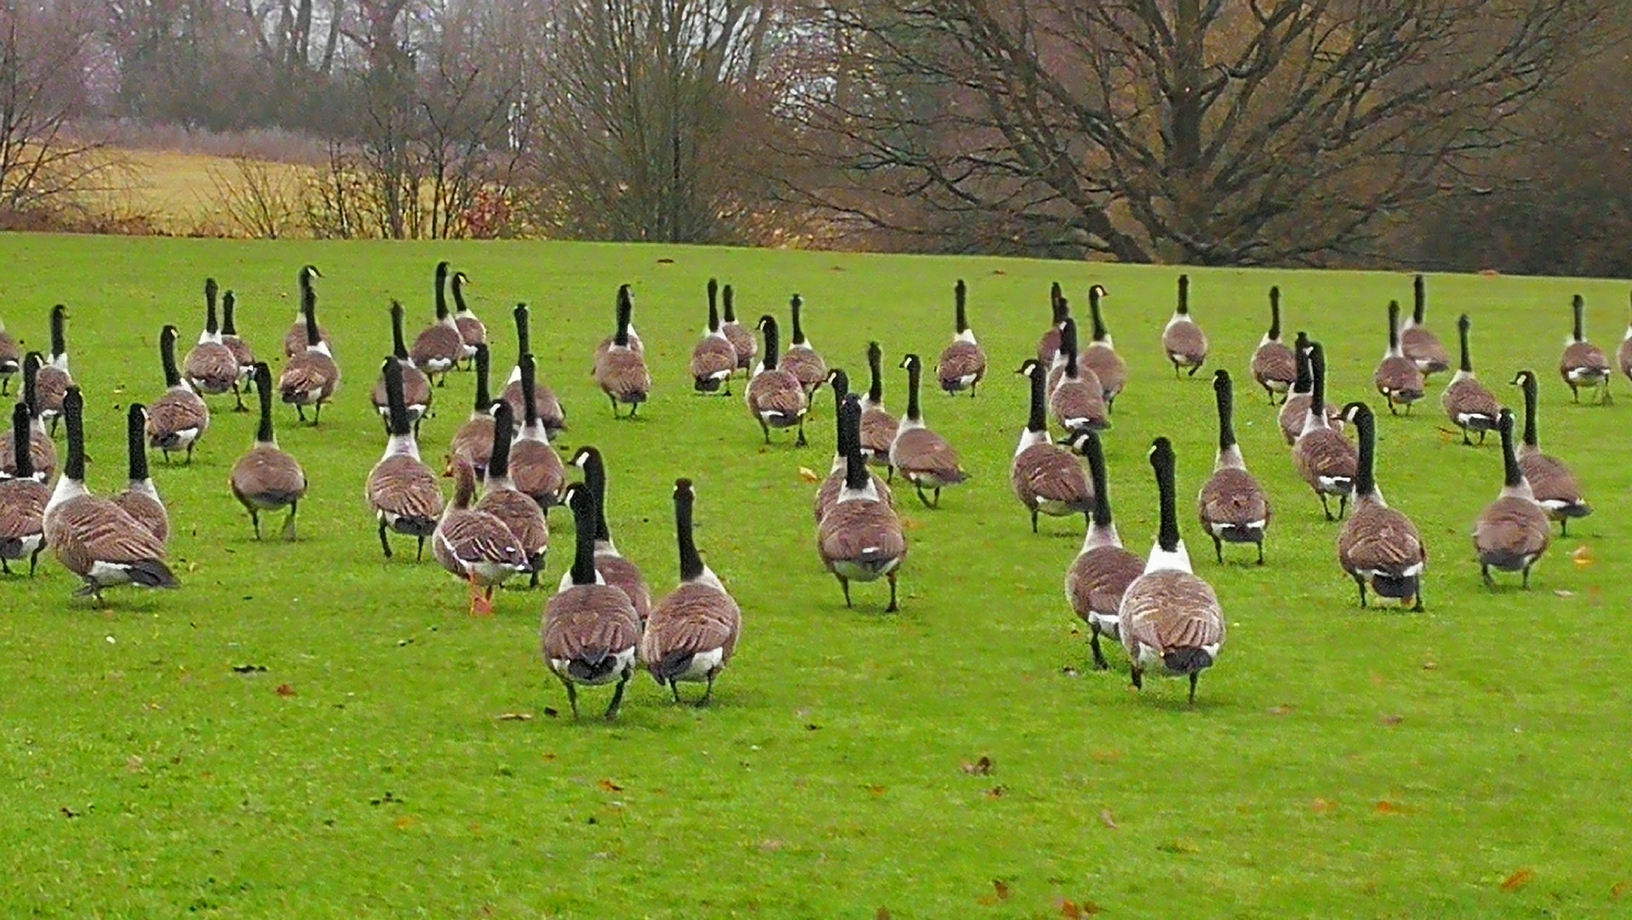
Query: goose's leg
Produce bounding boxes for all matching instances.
[558,675,580,719]
[795,418,808,447]
[1354,575,1368,608]
[1411,584,1424,613]
[282,502,298,541]
[232,383,247,412]
[1255,540,1264,565]
[249,509,262,540]
[838,575,852,608]
[1318,493,1334,521]
[604,670,630,720]
[1031,509,1039,534]
[699,671,717,706]
[415,535,426,562]
[1090,625,1108,670]
[1129,664,1143,691]
[670,680,681,704]
[1522,564,1533,590]
[886,570,899,613]
[1481,564,1495,589]
[378,521,392,558]
[1188,673,1199,705]
[1212,536,1223,564]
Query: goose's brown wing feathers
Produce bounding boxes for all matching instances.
[1163,323,1208,365]
[1400,328,1449,373]
[746,370,807,424]
[544,585,641,661]
[594,349,652,403]
[1120,571,1224,654]
[891,427,965,482]
[1199,468,1269,526]
[936,341,986,391]
[641,583,742,669]
[818,499,907,569]
[184,342,240,394]
[474,488,549,557]
[1012,443,1091,509]
[368,455,445,523]
[1339,503,1425,576]
[1251,342,1296,391]
[1067,544,1145,620]
[231,445,307,508]
[1050,372,1109,431]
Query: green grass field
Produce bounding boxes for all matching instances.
[2,235,1630,917]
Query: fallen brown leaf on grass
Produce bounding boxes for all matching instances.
[1311,798,1335,814]
[993,879,1012,901]
[864,784,886,796]
[961,755,994,775]
[985,785,1006,799]
[494,713,533,722]
[1056,898,1101,918]
[275,684,296,697]
[1571,545,1595,568]
[1267,704,1294,716]
[1375,800,1405,814]
[1378,714,1404,726]
[598,779,624,792]
[393,814,420,829]
[797,467,821,483]
[876,909,892,920]
[1090,750,1120,764]
[1499,868,1534,892]
[1612,881,1627,898]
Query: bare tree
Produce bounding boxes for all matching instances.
[785,0,1611,264]
[0,0,114,214]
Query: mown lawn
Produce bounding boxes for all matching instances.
[1,235,1629,918]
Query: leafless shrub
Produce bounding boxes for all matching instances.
[205,156,302,238]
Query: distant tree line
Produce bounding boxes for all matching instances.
[1,0,1628,275]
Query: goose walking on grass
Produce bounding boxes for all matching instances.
[0,353,55,481]
[1279,332,1343,445]
[936,280,986,396]
[543,482,642,720]
[219,290,257,410]
[860,341,899,471]
[0,403,48,575]
[278,269,340,424]
[367,357,445,561]
[594,286,645,361]
[1037,282,1069,364]
[1118,437,1225,705]
[691,279,738,395]
[451,269,485,369]
[282,265,331,356]
[146,325,210,464]
[502,303,567,438]
[1293,342,1358,521]
[572,446,652,623]
[509,354,566,509]
[780,295,829,398]
[1374,300,1426,415]
[43,388,179,603]
[818,394,907,612]
[745,315,809,446]
[371,301,432,435]
[1250,286,1296,404]
[1082,285,1127,410]
[1162,274,1209,378]
[1441,314,1502,446]
[816,369,892,524]
[1511,370,1591,535]
[1337,401,1427,611]
[890,354,967,508]
[474,400,549,588]
[0,313,16,395]
[593,284,653,418]
[1013,359,1092,533]
[1620,294,1632,385]
[720,282,756,375]
[1048,317,1109,435]
[411,261,465,385]
[642,478,742,705]
[446,343,497,480]
[1559,294,1612,404]
[1199,370,1271,564]
[1474,409,1551,589]
[34,304,72,436]
[113,404,168,544]
[1064,430,1146,671]
[1401,274,1450,378]
[232,363,308,541]
[434,460,530,616]
[183,278,241,403]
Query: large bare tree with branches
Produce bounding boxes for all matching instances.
[0,0,112,215]
[785,0,1609,264]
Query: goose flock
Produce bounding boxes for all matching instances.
[0,266,1621,715]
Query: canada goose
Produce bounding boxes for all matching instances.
[816,369,893,524]
[434,460,530,616]
[232,362,308,540]
[1199,370,1271,563]
[0,353,55,481]
[1037,282,1069,363]
[281,265,331,356]
[1474,409,1551,589]
[642,478,742,704]
[146,325,210,464]
[1081,284,1127,409]
[1162,274,1209,378]
[1441,314,1502,445]
[542,482,641,719]
[1619,294,1632,385]
[368,356,445,561]
[1293,342,1358,521]
[1118,437,1225,704]
[182,278,241,400]
[410,261,464,384]
[278,270,340,424]
[690,279,738,394]
[112,404,168,544]
[571,445,653,624]
[859,341,899,471]
[593,284,653,418]
[1278,332,1343,445]
[594,286,646,361]
[501,303,567,438]
[371,301,433,434]
[1250,286,1296,403]
[1374,300,1426,415]
[1400,274,1450,377]
[34,304,72,436]
[451,269,485,368]
[818,393,908,611]
[447,343,497,480]
[474,400,549,588]
[1337,401,1426,610]
[219,290,257,411]
[779,294,829,398]
[0,313,16,395]
[1013,359,1093,532]
[1048,317,1109,435]
[1045,297,1074,394]
[42,387,179,602]
[1511,369,1590,534]
[720,282,757,374]
[1559,294,1612,404]
[1063,430,1145,670]
[890,354,968,507]
[744,315,809,446]
[0,402,48,575]
[509,353,566,509]
[936,280,986,396]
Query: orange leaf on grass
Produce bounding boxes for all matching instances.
[275,684,296,697]
[1612,881,1627,898]
[1311,798,1335,814]
[1056,898,1102,918]
[598,779,624,792]
[1375,800,1405,814]
[1500,869,1534,892]
[876,909,892,920]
